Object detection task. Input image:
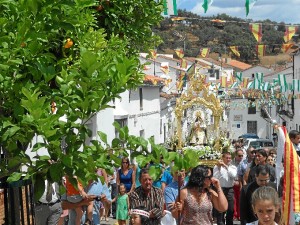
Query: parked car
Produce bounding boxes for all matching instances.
[244,138,274,150]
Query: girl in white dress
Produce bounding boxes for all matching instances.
[247,186,280,225]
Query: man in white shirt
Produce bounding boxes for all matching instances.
[34,180,62,225]
[213,152,237,225]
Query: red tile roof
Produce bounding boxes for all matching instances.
[227,60,252,70]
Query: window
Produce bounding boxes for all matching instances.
[248,99,256,114]
[160,119,162,134]
[140,129,145,138]
[139,88,143,110]
[115,119,128,140]
[163,124,167,143]
[208,69,220,79]
[247,121,257,134]
[261,108,268,118]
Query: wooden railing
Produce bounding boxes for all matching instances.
[0,178,35,225]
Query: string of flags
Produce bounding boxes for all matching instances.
[163,0,259,16]
[146,48,300,109]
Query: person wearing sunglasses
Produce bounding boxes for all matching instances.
[117,157,136,194]
[239,165,278,225]
[171,165,227,225]
[213,152,237,225]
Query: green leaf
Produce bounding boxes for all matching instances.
[33,174,46,202]
[62,155,73,168]
[111,138,120,148]
[148,165,162,181]
[2,126,20,141]
[97,131,108,144]
[7,172,23,182]
[49,163,63,182]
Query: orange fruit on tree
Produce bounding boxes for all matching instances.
[64,38,73,48]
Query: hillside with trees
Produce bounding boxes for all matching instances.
[154,9,300,64]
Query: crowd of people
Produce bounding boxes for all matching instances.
[35,130,300,225]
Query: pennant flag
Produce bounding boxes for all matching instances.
[282,43,294,53]
[245,0,257,16]
[163,0,178,16]
[176,71,186,90]
[229,46,240,57]
[143,65,151,70]
[180,59,188,69]
[293,79,300,92]
[256,44,266,57]
[284,26,297,43]
[249,23,262,42]
[220,75,227,88]
[202,0,213,13]
[160,64,169,74]
[235,72,243,82]
[278,74,287,89]
[263,82,269,91]
[187,63,195,78]
[229,73,235,85]
[277,126,300,225]
[149,49,157,60]
[231,81,239,88]
[253,78,261,90]
[175,48,184,59]
[255,72,264,82]
[242,77,249,88]
[200,48,210,57]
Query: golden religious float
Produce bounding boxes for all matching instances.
[174,71,227,167]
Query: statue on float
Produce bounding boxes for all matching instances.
[189,111,207,146]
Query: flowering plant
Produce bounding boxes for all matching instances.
[182,145,222,160]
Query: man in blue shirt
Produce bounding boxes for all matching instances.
[164,169,185,211]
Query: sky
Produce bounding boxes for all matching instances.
[177,0,300,24]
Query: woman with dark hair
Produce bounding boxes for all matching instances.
[117,157,136,193]
[171,165,228,225]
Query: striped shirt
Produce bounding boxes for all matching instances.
[129,186,164,225]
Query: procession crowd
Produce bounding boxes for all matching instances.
[35,130,300,225]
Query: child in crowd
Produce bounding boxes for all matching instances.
[247,186,280,225]
[112,183,129,225]
[130,206,150,225]
[65,176,94,225]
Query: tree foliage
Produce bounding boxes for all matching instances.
[0,0,163,198]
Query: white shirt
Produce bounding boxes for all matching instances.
[39,181,59,203]
[213,164,237,188]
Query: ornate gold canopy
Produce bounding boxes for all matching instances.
[175,74,224,149]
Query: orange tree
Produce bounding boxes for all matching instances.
[0,0,163,198]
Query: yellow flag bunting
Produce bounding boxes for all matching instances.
[200,48,210,57]
[284,26,297,43]
[175,48,184,59]
[256,44,266,57]
[249,23,262,42]
[229,46,240,57]
[149,49,157,60]
[282,43,294,53]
